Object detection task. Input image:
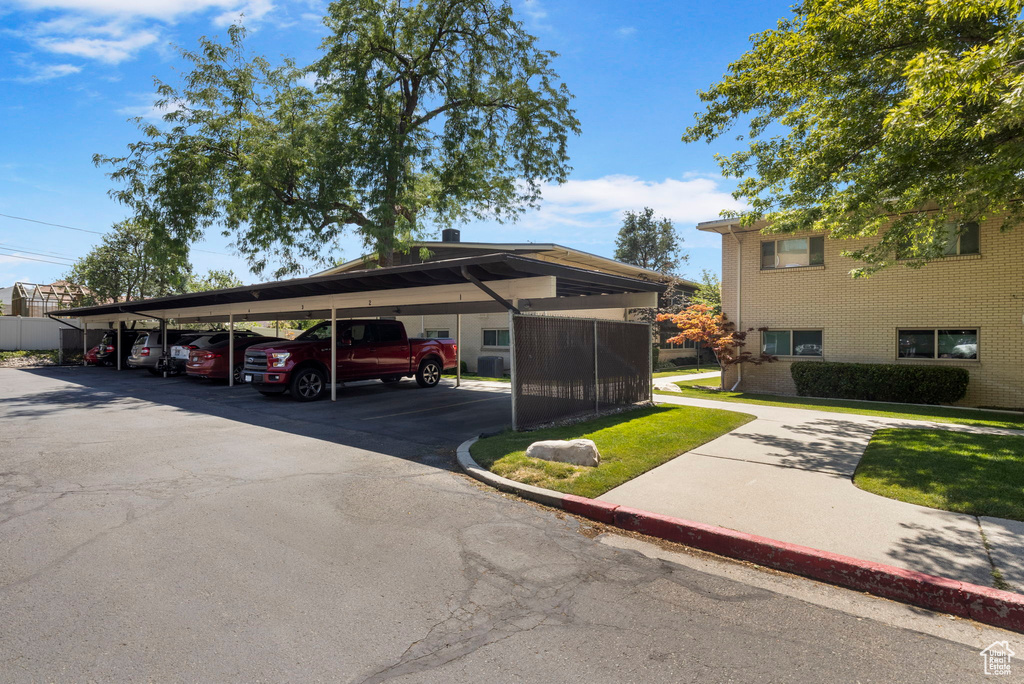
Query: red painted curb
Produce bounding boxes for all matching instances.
[571,501,1023,633]
[562,495,619,525]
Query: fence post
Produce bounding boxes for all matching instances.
[509,310,517,430]
[593,320,599,414]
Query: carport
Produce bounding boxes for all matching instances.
[51,253,665,428]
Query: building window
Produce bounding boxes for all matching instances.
[762,330,823,356]
[898,329,978,359]
[761,236,825,269]
[683,338,697,349]
[943,221,980,256]
[424,329,450,338]
[482,329,510,347]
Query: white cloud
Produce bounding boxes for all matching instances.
[212,0,273,27]
[117,96,185,121]
[615,26,636,37]
[11,0,277,69]
[13,61,82,82]
[519,0,550,31]
[12,1,245,21]
[532,174,742,227]
[36,31,159,64]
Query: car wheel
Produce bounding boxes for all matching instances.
[290,367,327,401]
[415,358,442,388]
[232,364,243,384]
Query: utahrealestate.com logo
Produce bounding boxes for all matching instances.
[981,641,1014,676]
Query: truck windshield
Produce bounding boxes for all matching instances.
[296,322,333,341]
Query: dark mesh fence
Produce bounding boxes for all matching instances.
[512,315,651,430]
[59,327,106,365]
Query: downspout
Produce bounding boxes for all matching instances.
[726,225,743,391]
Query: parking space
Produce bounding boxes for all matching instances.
[12,365,512,449]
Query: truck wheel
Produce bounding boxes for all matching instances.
[415,358,442,388]
[290,367,327,401]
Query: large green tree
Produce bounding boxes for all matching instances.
[613,207,686,275]
[186,269,244,292]
[96,1,579,278]
[65,221,192,305]
[685,0,1024,275]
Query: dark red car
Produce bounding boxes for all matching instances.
[185,335,283,383]
[84,345,100,365]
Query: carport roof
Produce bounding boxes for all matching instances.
[51,252,666,323]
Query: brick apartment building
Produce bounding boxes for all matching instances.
[697,215,1024,409]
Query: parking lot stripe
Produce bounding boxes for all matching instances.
[361,395,505,420]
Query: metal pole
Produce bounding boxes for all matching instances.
[161,319,168,378]
[116,323,122,371]
[594,320,599,414]
[456,314,461,388]
[330,306,337,401]
[228,313,234,385]
[82,320,87,366]
[509,310,517,430]
[648,323,654,403]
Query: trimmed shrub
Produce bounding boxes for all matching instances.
[791,361,969,405]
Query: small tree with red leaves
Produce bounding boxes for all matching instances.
[657,304,775,389]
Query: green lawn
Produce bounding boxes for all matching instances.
[652,367,719,378]
[854,429,1024,522]
[654,383,1024,430]
[470,404,755,499]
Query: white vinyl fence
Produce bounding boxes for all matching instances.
[0,316,83,351]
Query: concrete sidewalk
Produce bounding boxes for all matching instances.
[600,393,1024,592]
[653,370,721,392]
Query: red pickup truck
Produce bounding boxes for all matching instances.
[241,319,457,401]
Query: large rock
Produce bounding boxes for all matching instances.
[525,439,601,467]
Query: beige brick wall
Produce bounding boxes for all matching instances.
[719,219,1024,409]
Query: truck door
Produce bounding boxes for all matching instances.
[374,322,408,374]
[336,322,378,379]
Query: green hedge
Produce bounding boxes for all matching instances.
[791,361,969,404]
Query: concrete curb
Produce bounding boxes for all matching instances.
[457,437,1024,634]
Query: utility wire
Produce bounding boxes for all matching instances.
[0,249,76,266]
[0,244,76,262]
[0,212,231,256]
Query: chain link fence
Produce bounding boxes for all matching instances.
[511,314,651,430]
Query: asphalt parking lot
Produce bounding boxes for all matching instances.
[0,366,1000,682]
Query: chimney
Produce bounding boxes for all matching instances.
[441,228,461,243]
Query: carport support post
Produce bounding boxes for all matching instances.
[456,314,461,387]
[82,320,87,366]
[116,324,122,371]
[330,306,337,401]
[228,314,234,387]
[594,319,599,414]
[161,319,168,378]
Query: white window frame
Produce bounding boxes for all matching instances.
[761,329,823,357]
[482,328,510,348]
[896,328,979,360]
[761,236,825,270]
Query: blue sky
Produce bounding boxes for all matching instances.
[0,0,791,287]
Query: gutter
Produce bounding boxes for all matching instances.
[726,225,742,391]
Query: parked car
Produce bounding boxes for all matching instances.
[241,319,457,401]
[186,335,284,383]
[84,345,100,365]
[95,329,149,367]
[169,329,263,373]
[129,330,213,376]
